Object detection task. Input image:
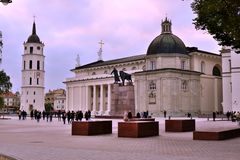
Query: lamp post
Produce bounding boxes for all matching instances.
[0,0,12,5]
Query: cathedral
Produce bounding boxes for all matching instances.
[64,18,222,116]
[20,21,45,113]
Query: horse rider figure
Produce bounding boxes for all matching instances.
[111,67,120,83]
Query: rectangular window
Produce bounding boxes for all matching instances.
[150,61,156,70]
[30,47,33,54]
[30,77,32,85]
[24,61,26,70]
[37,61,40,70]
[37,78,39,85]
[29,60,32,69]
[181,61,185,70]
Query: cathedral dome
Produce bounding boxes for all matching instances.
[26,21,41,43]
[147,18,186,55]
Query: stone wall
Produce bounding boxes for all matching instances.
[111,83,135,116]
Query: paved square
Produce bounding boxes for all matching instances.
[0,116,240,160]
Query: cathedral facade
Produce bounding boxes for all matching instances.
[20,21,45,113]
[64,18,222,116]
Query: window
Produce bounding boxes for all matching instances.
[104,70,108,74]
[229,60,231,72]
[92,72,96,75]
[201,61,205,73]
[181,80,188,91]
[181,60,185,70]
[37,46,41,50]
[37,61,40,70]
[30,47,33,54]
[33,99,35,103]
[149,81,156,90]
[25,46,27,50]
[37,78,39,85]
[212,66,221,76]
[150,61,156,70]
[132,66,136,70]
[29,77,32,85]
[29,60,32,69]
[24,61,26,70]
[34,91,36,95]
[27,91,28,95]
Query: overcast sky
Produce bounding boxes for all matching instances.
[0,0,221,93]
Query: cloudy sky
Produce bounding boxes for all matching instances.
[0,0,221,93]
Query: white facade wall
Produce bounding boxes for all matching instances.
[21,40,45,113]
[221,49,240,112]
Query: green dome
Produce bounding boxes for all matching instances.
[147,18,187,55]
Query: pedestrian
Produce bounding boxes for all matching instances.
[62,112,66,124]
[213,112,216,121]
[164,110,167,118]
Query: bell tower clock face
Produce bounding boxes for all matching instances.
[36,72,40,78]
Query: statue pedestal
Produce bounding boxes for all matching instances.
[111,83,135,116]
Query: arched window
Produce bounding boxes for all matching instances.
[29,77,32,85]
[212,66,221,76]
[37,61,40,70]
[29,60,32,69]
[201,61,205,73]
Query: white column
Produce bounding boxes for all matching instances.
[93,85,96,112]
[66,86,69,111]
[107,84,111,115]
[100,84,104,114]
[78,86,81,111]
[71,87,74,111]
[85,85,89,111]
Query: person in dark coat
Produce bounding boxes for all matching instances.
[136,112,141,118]
[163,110,167,118]
[213,112,216,121]
[127,111,132,119]
[85,111,89,121]
[62,112,66,124]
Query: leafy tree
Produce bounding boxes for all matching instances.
[0,70,12,93]
[191,0,240,53]
[45,103,53,112]
[0,70,12,118]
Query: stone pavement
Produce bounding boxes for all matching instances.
[0,116,240,160]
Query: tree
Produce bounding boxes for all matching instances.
[0,70,12,118]
[45,103,53,112]
[191,0,240,53]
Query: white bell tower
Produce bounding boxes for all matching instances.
[21,21,45,113]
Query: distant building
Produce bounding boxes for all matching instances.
[45,89,66,111]
[64,18,222,116]
[20,21,45,113]
[0,91,20,113]
[221,47,240,112]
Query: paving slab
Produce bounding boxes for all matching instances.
[0,116,240,160]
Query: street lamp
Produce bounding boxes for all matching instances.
[0,0,12,5]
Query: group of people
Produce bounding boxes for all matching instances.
[18,109,92,124]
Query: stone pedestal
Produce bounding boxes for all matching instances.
[72,121,112,135]
[165,119,195,132]
[111,83,135,116]
[118,121,159,138]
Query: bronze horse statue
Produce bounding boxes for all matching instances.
[119,71,132,86]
